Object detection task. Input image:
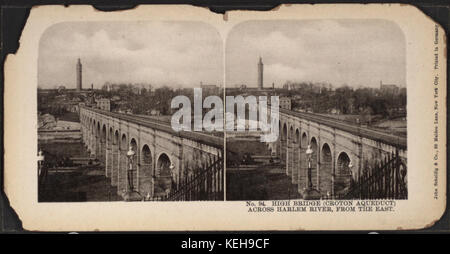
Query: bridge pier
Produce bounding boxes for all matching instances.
[87,130,92,154]
[79,106,226,201]
[298,147,307,193]
[276,138,281,158]
[118,147,127,195]
[287,142,294,177]
[100,140,106,165]
[111,143,119,187]
[82,127,86,144]
[89,131,93,153]
[281,139,287,174]
[82,127,87,148]
[138,162,153,198]
[292,144,299,184]
[316,143,321,192]
[84,128,88,146]
[92,134,98,158]
[319,144,333,197]
[279,137,286,167]
[105,143,112,177]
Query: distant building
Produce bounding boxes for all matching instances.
[149,109,161,116]
[279,97,291,110]
[200,83,219,94]
[284,83,303,90]
[103,83,123,92]
[38,113,57,129]
[111,96,121,101]
[96,98,111,111]
[76,58,82,91]
[57,86,66,93]
[330,108,341,115]
[379,81,399,94]
[130,86,141,95]
[257,57,264,89]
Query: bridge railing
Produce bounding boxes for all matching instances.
[280,109,407,149]
[147,153,224,201]
[80,106,224,149]
[340,150,407,200]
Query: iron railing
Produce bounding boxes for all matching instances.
[342,150,407,200]
[147,153,224,201]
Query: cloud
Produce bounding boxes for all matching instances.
[226,20,406,88]
[265,63,305,85]
[38,22,223,89]
[38,20,406,90]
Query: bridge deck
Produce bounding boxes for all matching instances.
[280,109,407,149]
[81,106,224,149]
[81,106,406,151]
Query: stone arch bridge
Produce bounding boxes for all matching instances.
[268,109,407,198]
[79,106,224,201]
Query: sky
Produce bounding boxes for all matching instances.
[226,20,406,88]
[38,21,223,89]
[38,20,406,90]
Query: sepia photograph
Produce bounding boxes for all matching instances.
[225,20,407,201]
[3,4,446,231]
[37,21,225,202]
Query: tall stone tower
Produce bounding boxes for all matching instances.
[76,58,82,91]
[257,57,264,89]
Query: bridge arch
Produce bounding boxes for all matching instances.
[310,137,318,188]
[289,125,294,141]
[282,123,287,141]
[120,133,128,150]
[310,137,318,153]
[139,144,153,196]
[155,152,174,196]
[130,138,138,151]
[108,127,113,142]
[119,133,128,191]
[157,153,172,177]
[101,124,107,161]
[301,132,308,148]
[114,130,119,145]
[334,151,352,196]
[129,138,138,188]
[96,122,101,136]
[101,124,107,142]
[320,143,333,196]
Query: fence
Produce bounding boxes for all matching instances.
[147,153,224,201]
[342,150,407,200]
